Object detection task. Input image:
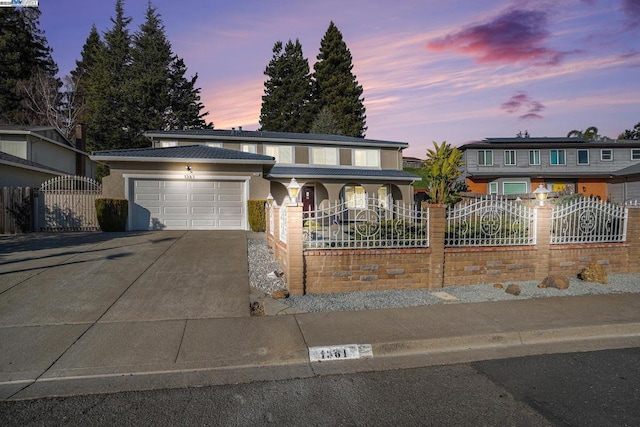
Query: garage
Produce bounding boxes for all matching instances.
[129,178,246,230]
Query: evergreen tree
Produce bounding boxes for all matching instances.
[0,6,59,124]
[166,57,212,130]
[618,122,640,140]
[312,22,366,137]
[260,39,314,132]
[71,25,104,123]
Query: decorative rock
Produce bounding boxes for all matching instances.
[579,262,608,284]
[272,289,290,299]
[250,301,265,316]
[505,284,521,296]
[539,275,570,290]
[493,283,504,289]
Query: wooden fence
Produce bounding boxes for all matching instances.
[0,187,38,234]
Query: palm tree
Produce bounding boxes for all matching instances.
[567,126,598,140]
[422,141,464,205]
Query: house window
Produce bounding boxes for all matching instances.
[503,182,527,195]
[600,149,613,161]
[241,144,257,153]
[265,145,293,163]
[489,182,498,195]
[159,141,177,148]
[504,150,516,166]
[577,149,589,165]
[353,149,380,168]
[311,147,338,166]
[478,150,493,166]
[529,150,540,165]
[378,185,391,208]
[344,185,366,208]
[632,149,640,160]
[203,142,222,148]
[550,149,566,165]
[0,140,27,159]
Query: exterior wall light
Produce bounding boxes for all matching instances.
[533,184,550,206]
[286,177,300,203]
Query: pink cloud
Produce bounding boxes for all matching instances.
[426,9,566,65]
[501,92,546,120]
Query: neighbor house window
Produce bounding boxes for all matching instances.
[353,149,380,167]
[478,150,493,166]
[159,141,177,148]
[265,145,293,163]
[503,182,527,195]
[600,149,613,161]
[529,150,540,165]
[489,182,498,195]
[504,150,516,166]
[203,142,222,148]
[311,147,338,166]
[0,140,27,158]
[550,149,566,165]
[577,149,589,165]
[241,144,257,153]
[632,149,640,160]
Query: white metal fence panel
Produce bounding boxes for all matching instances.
[302,196,429,250]
[39,175,102,232]
[551,197,627,244]
[279,204,287,243]
[446,196,536,247]
[268,203,275,235]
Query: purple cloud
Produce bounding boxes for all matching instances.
[427,9,566,65]
[501,92,545,120]
[622,0,640,27]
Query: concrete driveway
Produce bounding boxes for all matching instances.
[0,231,252,397]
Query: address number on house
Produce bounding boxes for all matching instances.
[308,344,373,362]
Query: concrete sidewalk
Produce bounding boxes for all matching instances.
[1,232,639,401]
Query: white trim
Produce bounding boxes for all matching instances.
[123,173,251,231]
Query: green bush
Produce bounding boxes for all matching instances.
[95,198,128,232]
[248,199,266,232]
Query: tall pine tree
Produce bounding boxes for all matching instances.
[260,39,314,133]
[0,6,59,125]
[313,22,366,137]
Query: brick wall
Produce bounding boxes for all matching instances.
[443,246,537,286]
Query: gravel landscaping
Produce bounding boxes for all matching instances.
[248,236,640,313]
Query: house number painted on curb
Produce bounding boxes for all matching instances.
[308,344,373,362]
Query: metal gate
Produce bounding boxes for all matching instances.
[38,175,102,231]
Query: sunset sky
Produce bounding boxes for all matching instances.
[38,0,639,157]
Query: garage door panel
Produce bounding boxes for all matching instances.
[131,178,245,231]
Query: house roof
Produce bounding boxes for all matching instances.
[143,129,409,148]
[460,137,640,150]
[0,151,67,175]
[90,145,276,164]
[0,125,84,152]
[266,165,420,182]
[612,162,640,177]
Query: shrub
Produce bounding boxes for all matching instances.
[95,198,128,232]
[248,199,266,232]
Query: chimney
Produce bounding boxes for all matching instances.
[239,126,243,132]
[74,123,86,151]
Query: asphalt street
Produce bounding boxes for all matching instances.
[1,347,638,426]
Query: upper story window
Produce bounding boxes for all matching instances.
[0,140,27,159]
[311,147,338,166]
[159,141,177,148]
[632,149,640,160]
[550,149,566,165]
[478,150,493,166]
[265,145,293,163]
[577,149,589,165]
[241,143,257,154]
[353,148,380,168]
[529,150,540,165]
[504,150,516,166]
[600,149,613,161]
[203,142,222,148]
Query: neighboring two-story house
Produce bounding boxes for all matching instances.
[460,137,640,202]
[90,129,418,231]
[0,125,94,187]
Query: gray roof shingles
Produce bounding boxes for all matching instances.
[91,145,275,162]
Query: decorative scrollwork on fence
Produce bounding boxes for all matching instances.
[551,197,627,244]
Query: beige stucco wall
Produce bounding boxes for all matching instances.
[30,138,76,174]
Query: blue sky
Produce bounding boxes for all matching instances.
[39,0,639,157]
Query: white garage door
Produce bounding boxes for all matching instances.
[130,179,246,230]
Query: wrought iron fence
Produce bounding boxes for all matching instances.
[551,197,627,244]
[446,196,536,247]
[279,203,287,243]
[38,175,102,232]
[302,196,428,250]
